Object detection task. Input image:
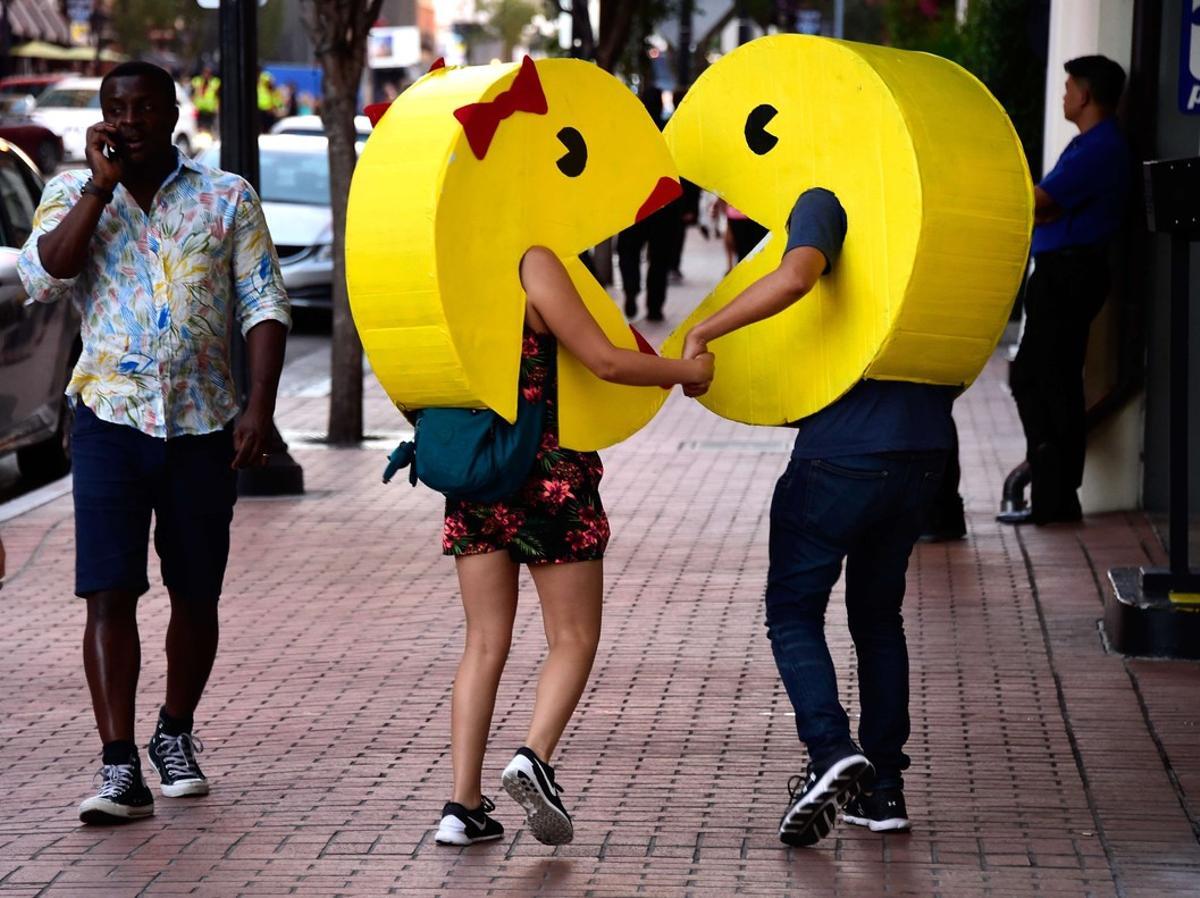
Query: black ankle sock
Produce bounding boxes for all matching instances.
[102,740,138,765]
[158,706,193,737]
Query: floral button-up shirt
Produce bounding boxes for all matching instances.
[18,152,290,438]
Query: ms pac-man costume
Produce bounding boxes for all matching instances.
[661,35,1034,426]
[346,57,683,451]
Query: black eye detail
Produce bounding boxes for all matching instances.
[744,104,779,155]
[556,127,587,177]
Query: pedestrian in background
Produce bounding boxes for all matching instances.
[616,88,676,322]
[1006,55,1130,525]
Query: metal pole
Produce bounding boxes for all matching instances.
[677,0,693,88]
[219,0,258,189]
[833,0,845,38]
[736,0,752,45]
[0,0,11,80]
[219,0,304,496]
[1168,232,1190,580]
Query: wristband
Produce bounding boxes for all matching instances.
[81,179,114,204]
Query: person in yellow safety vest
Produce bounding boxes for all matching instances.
[257,71,281,133]
[190,66,220,134]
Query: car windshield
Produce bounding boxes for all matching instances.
[198,145,330,205]
[36,88,98,109]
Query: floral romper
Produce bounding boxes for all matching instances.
[442,328,611,564]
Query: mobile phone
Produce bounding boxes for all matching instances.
[103,137,123,161]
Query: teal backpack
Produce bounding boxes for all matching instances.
[383,393,545,502]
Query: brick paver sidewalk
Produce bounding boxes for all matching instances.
[1,238,1197,897]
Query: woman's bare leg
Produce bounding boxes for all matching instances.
[451,552,519,807]
[523,560,603,760]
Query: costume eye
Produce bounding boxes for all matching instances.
[744,104,779,155]
[556,127,587,177]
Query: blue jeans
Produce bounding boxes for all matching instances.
[765,451,946,790]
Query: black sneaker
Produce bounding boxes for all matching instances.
[501,746,573,845]
[843,787,911,832]
[624,296,638,319]
[79,759,155,824]
[778,751,873,847]
[436,796,504,845]
[147,724,209,798]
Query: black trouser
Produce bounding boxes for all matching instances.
[617,210,676,316]
[728,217,768,261]
[923,415,964,535]
[1010,247,1110,518]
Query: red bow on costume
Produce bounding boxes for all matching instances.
[454,56,548,160]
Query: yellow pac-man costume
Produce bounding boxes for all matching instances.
[662,35,1033,425]
[346,57,683,451]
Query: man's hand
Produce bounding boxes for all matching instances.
[84,123,123,190]
[232,402,272,469]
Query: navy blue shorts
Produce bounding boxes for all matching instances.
[72,403,238,600]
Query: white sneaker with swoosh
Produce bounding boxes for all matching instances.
[436,796,504,845]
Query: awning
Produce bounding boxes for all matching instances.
[5,0,71,45]
[11,41,127,63]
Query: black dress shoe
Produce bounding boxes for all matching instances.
[996,508,1034,525]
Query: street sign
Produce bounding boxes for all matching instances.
[1181,0,1200,113]
[367,26,421,68]
[65,0,92,23]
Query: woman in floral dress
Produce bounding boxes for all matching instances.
[435,247,713,848]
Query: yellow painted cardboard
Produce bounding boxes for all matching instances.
[346,58,679,451]
[661,35,1034,425]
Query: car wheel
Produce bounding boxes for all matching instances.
[16,395,72,482]
[35,139,60,174]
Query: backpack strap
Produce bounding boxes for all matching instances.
[382,441,418,486]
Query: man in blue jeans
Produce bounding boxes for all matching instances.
[683,188,953,847]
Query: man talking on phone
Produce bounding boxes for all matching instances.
[18,61,290,824]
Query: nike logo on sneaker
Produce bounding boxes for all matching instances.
[467,814,487,828]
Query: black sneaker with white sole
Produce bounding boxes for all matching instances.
[778,752,873,847]
[843,787,911,832]
[147,724,209,798]
[501,746,573,845]
[79,760,155,824]
[435,796,505,845]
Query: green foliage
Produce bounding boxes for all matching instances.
[478,0,541,58]
[881,0,963,59]
[879,0,1047,177]
[958,0,1047,177]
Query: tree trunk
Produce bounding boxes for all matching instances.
[595,0,638,71]
[320,57,364,445]
[571,0,595,59]
[299,0,383,445]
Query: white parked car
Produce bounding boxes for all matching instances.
[198,134,360,310]
[29,77,199,162]
[270,114,372,140]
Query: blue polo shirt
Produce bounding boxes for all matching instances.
[784,189,957,460]
[1032,118,1130,255]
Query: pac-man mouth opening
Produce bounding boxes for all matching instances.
[636,177,683,223]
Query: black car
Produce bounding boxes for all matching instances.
[0,137,78,480]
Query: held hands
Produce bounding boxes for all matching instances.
[85,123,123,190]
[681,330,713,398]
